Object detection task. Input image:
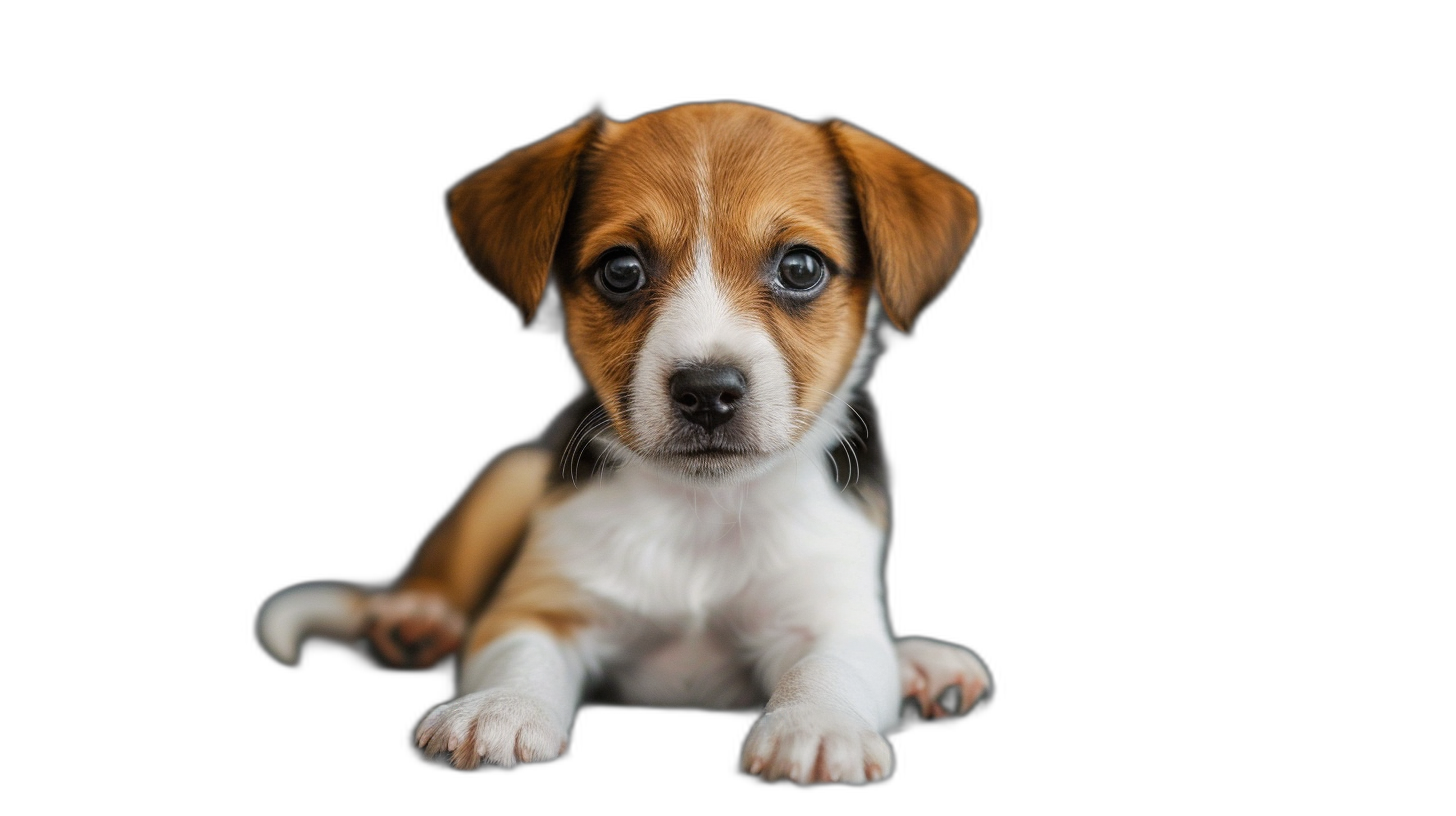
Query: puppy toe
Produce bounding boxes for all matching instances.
[742,705,893,785]
[896,636,993,719]
[416,690,567,770]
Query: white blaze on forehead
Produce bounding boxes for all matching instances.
[628,238,798,455]
[694,146,712,229]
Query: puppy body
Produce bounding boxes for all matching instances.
[259,103,991,784]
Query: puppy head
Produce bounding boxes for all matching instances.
[449,103,977,481]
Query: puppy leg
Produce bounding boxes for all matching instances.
[416,544,592,770]
[896,636,994,719]
[742,632,900,784]
[415,629,585,769]
[369,446,552,667]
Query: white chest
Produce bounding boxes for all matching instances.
[536,460,882,620]
[531,459,885,706]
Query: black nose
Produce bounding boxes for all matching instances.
[669,365,746,431]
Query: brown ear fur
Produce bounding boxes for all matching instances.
[826,121,979,331]
[447,112,604,323]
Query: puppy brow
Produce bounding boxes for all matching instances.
[764,221,850,270]
[577,215,694,273]
[575,224,648,268]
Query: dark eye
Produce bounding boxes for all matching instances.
[596,253,645,298]
[776,249,826,292]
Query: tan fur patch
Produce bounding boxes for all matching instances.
[465,544,592,654]
[559,295,655,450]
[825,120,979,331]
[396,446,552,611]
[449,114,603,322]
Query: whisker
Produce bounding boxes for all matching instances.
[787,386,871,492]
[565,421,613,485]
[588,434,617,483]
[836,429,861,491]
[560,405,607,465]
[578,422,619,484]
[559,406,609,479]
[590,429,632,484]
[567,417,616,486]
[800,385,870,440]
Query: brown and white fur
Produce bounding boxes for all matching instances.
[257,102,991,784]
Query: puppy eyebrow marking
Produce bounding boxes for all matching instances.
[576,220,651,270]
[764,219,850,271]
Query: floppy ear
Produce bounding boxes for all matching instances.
[447,111,604,323]
[826,120,979,331]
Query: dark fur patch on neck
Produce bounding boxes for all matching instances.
[824,389,890,524]
[540,391,622,487]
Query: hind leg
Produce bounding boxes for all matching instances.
[366,447,554,668]
[896,636,993,719]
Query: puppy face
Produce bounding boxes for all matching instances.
[448,103,978,481]
[556,106,871,479]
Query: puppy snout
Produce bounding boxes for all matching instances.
[669,365,746,431]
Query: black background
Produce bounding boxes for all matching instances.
[193,63,1211,804]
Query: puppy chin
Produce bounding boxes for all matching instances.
[646,448,778,484]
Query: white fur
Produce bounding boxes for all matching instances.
[896,636,994,717]
[417,631,584,767]
[493,432,900,777]
[256,582,366,665]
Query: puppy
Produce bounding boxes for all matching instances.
[258,102,992,784]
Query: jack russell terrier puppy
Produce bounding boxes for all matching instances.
[258,101,992,784]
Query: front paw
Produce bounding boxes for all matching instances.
[415,690,568,770]
[741,705,893,784]
[897,636,993,719]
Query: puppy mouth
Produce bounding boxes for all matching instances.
[646,440,775,480]
[657,442,761,460]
